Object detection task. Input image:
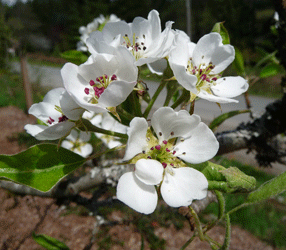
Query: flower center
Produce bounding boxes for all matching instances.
[122,33,147,60]
[186,57,221,94]
[84,74,117,104]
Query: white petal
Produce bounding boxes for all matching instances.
[75,143,93,157]
[116,172,158,214]
[42,88,65,106]
[161,167,208,207]
[197,90,239,103]
[123,117,148,161]
[211,76,249,98]
[98,80,136,108]
[60,90,84,120]
[147,59,167,75]
[28,102,61,124]
[30,121,75,140]
[174,122,219,164]
[151,107,201,143]
[61,63,107,113]
[169,63,198,93]
[169,39,197,92]
[135,159,163,185]
[61,140,73,150]
[193,33,235,74]
[24,124,46,137]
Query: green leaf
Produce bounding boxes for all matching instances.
[232,47,245,76]
[221,167,256,192]
[259,62,284,78]
[60,50,88,65]
[211,22,230,44]
[209,109,251,131]
[0,144,85,192]
[202,162,256,193]
[247,171,286,204]
[32,232,70,250]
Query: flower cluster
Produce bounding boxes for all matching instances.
[25,10,249,214]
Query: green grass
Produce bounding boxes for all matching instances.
[248,77,283,99]
[0,69,47,111]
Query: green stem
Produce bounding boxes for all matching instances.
[117,106,135,123]
[215,191,225,220]
[188,206,204,241]
[171,89,190,109]
[204,234,222,249]
[163,82,179,106]
[130,91,143,117]
[87,144,126,161]
[220,214,231,250]
[143,79,167,118]
[189,99,195,115]
[203,191,226,233]
[180,232,197,250]
[77,118,128,139]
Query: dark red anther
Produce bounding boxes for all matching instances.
[155,145,161,150]
[47,117,55,124]
[89,80,95,86]
[163,140,167,145]
[84,88,90,95]
[94,86,105,97]
[162,162,167,168]
[111,74,117,81]
[172,150,176,155]
[212,77,217,81]
[58,115,68,123]
[166,148,170,152]
[200,74,207,80]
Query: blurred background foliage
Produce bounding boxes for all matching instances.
[0,0,277,55]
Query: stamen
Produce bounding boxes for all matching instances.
[158,132,162,136]
[155,145,161,150]
[47,117,54,124]
[111,74,117,81]
[58,115,68,123]
[162,162,167,168]
[172,150,176,155]
[84,88,89,95]
[166,148,170,152]
[94,86,105,97]
[89,80,95,86]
[170,131,174,136]
[163,140,167,144]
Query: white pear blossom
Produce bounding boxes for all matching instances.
[61,129,93,157]
[169,32,249,103]
[24,88,84,140]
[77,14,121,52]
[61,46,138,114]
[83,111,127,148]
[116,107,219,214]
[86,9,175,66]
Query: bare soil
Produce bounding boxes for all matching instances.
[0,106,277,250]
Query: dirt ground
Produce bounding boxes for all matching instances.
[0,106,278,250]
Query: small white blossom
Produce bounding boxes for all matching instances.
[61,47,138,114]
[61,129,93,157]
[116,107,219,214]
[77,14,121,51]
[24,88,84,140]
[86,9,175,66]
[169,32,249,103]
